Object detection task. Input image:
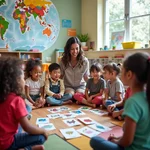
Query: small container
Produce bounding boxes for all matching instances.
[122,42,141,49]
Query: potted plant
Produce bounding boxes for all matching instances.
[77,33,89,47]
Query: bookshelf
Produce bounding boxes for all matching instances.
[0,50,43,62]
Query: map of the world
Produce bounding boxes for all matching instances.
[0,0,60,51]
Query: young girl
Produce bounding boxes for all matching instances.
[25,59,45,108]
[103,63,125,111]
[90,52,150,150]
[0,57,47,150]
[74,63,106,107]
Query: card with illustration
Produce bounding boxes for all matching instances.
[36,117,49,125]
[38,123,56,131]
[78,117,95,125]
[63,119,81,127]
[70,110,85,116]
[60,128,81,139]
[78,106,91,111]
[47,108,61,113]
[89,123,112,132]
[47,113,62,119]
[61,113,76,119]
[90,109,108,116]
[77,126,100,138]
[60,106,70,111]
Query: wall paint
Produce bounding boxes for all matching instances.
[43,0,81,62]
[81,0,104,50]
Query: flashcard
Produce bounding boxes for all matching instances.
[60,128,81,139]
[90,109,108,116]
[38,123,56,131]
[70,110,85,116]
[47,113,62,119]
[60,106,70,111]
[61,113,76,119]
[78,106,91,111]
[36,117,49,125]
[47,108,61,113]
[63,119,81,127]
[78,117,95,125]
[77,126,100,138]
[89,123,112,132]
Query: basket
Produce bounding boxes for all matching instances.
[122,42,141,49]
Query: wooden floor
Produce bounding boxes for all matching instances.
[30,103,123,138]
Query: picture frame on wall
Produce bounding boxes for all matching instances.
[110,30,125,50]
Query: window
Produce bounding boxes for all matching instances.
[104,0,150,48]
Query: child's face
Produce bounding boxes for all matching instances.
[50,69,61,81]
[90,69,101,80]
[121,67,130,86]
[30,65,42,81]
[70,43,80,59]
[103,70,112,80]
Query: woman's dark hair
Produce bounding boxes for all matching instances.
[49,63,60,72]
[61,37,84,67]
[0,57,24,103]
[123,52,150,108]
[90,63,103,73]
[103,63,121,75]
[25,58,41,78]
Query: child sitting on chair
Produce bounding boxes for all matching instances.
[74,63,106,108]
[25,59,45,108]
[45,63,72,106]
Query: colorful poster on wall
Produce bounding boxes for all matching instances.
[0,0,60,51]
[62,19,72,28]
[110,30,125,50]
[67,29,76,36]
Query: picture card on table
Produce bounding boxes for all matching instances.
[61,113,76,119]
[77,126,100,138]
[47,113,62,119]
[78,117,95,125]
[70,110,85,116]
[47,108,61,113]
[36,117,49,125]
[38,123,56,131]
[60,128,81,139]
[89,123,112,132]
[63,119,81,127]
[60,106,71,111]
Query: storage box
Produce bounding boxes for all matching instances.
[122,42,141,49]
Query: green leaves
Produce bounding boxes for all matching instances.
[77,33,89,42]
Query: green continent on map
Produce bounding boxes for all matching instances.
[0,16,9,40]
[0,0,6,6]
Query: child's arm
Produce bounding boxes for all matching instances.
[59,79,65,97]
[85,88,89,100]
[45,79,55,96]
[90,89,104,98]
[40,86,45,99]
[20,116,48,139]
[116,92,123,102]
[25,85,36,105]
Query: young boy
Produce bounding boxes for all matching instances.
[45,63,72,106]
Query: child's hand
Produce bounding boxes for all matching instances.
[107,104,116,112]
[43,130,48,140]
[108,134,120,143]
[53,94,61,99]
[87,96,93,102]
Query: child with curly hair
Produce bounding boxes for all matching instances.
[25,58,45,108]
[0,57,47,150]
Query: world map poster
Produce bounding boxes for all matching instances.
[0,0,60,51]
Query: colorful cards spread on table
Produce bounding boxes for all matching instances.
[78,117,95,125]
[36,117,49,125]
[63,119,81,127]
[90,109,108,115]
[47,113,62,119]
[38,123,56,131]
[89,123,111,132]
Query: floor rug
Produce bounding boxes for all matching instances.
[44,134,79,150]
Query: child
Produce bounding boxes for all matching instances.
[74,63,106,107]
[0,57,47,150]
[90,52,150,150]
[108,87,132,120]
[103,63,125,110]
[45,63,72,106]
[25,59,45,108]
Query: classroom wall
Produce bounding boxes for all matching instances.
[81,0,104,51]
[43,0,81,62]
